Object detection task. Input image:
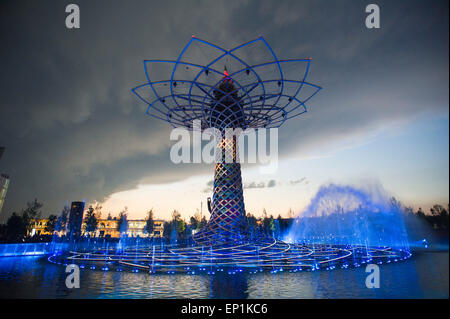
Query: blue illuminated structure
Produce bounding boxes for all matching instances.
[0,242,68,257]
[132,36,321,130]
[48,240,412,273]
[132,36,321,244]
[47,37,412,274]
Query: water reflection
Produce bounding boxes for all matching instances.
[210,272,248,299]
[0,252,448,298]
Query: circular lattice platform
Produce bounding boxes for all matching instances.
[48,239,412,274]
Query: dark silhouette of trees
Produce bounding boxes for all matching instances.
[246,213,257,230]
[0,197,447,244]
[190,216,199,231]
[117,208,128,235]
[5,212,27,242]
[172,210,186,239]
[423,204,449,232]
[199,216,207,229]
[22,199,43,235]
[261,214,275,236]
[45,215,57,234]
[144,209,155,235]
[0,224,6,240]
[55,205,69,234]
[163,221,172,240]
[189,210,202,232]
[84,205,99,236]
[162,210,187,241]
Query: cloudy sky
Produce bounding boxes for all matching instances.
[0,0,448,222]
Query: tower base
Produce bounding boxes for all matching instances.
[194,162,248,245]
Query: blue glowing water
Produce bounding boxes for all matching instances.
[40,183,418,274]
[0,251,447,298]
[284,183,410,250]
[1,183,444,298]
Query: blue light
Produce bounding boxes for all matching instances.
[132,36,320,137]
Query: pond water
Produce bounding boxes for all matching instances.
[0,251,447,298]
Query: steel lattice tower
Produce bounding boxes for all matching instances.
[132,36,321,245]
[193,74,248,243]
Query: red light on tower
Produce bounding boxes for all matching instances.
[223,67,232,83]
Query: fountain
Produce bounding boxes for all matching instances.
[48,37,412,274]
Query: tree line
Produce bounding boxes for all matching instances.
[0,198,448,244]
[403,204,449,234]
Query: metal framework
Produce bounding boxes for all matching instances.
[132,36,321,130]
[132,36,321,244]
[194,136,248,244]
[50,241,412,274]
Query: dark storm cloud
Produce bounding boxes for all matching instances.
[0,0,448,219]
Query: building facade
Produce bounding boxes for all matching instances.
[0,174,9,216]
[89,219,164,238]
[32,218,164,238]
[31,218,50,236]
[68,201,85,237]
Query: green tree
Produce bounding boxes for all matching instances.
[6,212,27,242]
[177,219,186,235]
[247,213,257,229]
[430,204,445,216]
[163,221,172,240]
[190,210,202,231]
[199,216,207,229]
[172,210,181,221]
[55,205,69,234]
[117,207,128,235]
[246,213,258,237]
[171,210,186,239]
[416,207,425,219]
[190,216,199,231]
[84,205,99,236]
[144,208,155,235]
[268,216,275,234]
[389,197,402,212]
[45,215,58,234]
[262,214,275,235]
[22,199,43,236]
[403,206,414,216]
[0,224,7,241]
[262,208,268,219]
[430,204,448,231]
